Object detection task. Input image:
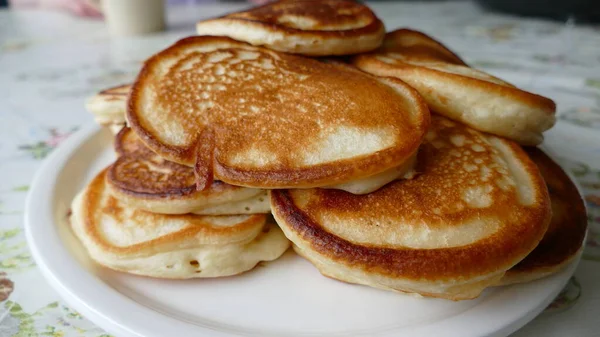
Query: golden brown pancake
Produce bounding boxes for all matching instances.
[71,169,290,278]
[196,0,385,56]
[271,115,551,300]
[498,148,587,285]
[352,29,556,145]
[128,36,429,191]
[107,127,270,215]
[85,84,130,127]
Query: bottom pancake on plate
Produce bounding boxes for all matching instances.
[271,115,551,300]
[71,169,289,278]
[498,148,587,285]
[107,128,271,215]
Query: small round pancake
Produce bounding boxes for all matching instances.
[352,29,556,145]
[128,36,429,190]
[71,169,290,278]
[195,0,385,56]
[271,115,551,300]
[107,127,270,215]
[85,84,130,126]
[498,148,588,285]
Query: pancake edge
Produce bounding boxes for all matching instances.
[128,36,430,189]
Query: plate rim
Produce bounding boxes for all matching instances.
[24,124,581,337]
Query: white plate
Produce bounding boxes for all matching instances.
[25,125,580,337]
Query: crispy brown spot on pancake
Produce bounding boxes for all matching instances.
[128,37,429,188]
[108,127,229,198]
[227,0,377,31]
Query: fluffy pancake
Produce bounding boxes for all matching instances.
[71,169,290,278]
[498,148,587,285]
[86,84,130,127]
[271,115,551,300]
[86,82,415,193]
[352,29,556,145]
[93,79,419,194]
[107,127,271,215]
[195,0,385,56]
[128,36,429,191]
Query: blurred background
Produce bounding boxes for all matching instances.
[2,0,600,23]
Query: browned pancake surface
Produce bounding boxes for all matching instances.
[272,116,551,281]
[128,36,429,189]
[84,169,267,255]
[351,29,556,145]
[108,127,245,199]
[378,29,465,65]
[226,0,380,33]
[196,0,385,55]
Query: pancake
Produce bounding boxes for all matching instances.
[195,0,385,56]
[498,148,587,285]
[193,191,270,216]
[271,115,551,300]
[128,36,429,191]
[108,124,126,135]
[86,84,130,128]
[107,127,271,215]
[71,169,290,278]
[352,29,556,145]
[88,82,416,193]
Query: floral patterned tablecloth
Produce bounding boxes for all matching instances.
[1,2,599,336]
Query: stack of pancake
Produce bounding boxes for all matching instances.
[78,0,587,300]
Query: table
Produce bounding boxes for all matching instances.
[1,2,599,336]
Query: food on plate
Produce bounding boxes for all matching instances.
[271,116,551,300]
[196,0,385,56]
[352,29,556,145]
[71,169,289,278]
[127,36,429,191]
[73,0,577,299]
[107,127,271,215]
[85,84,130,131]
[498,147,587,285]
